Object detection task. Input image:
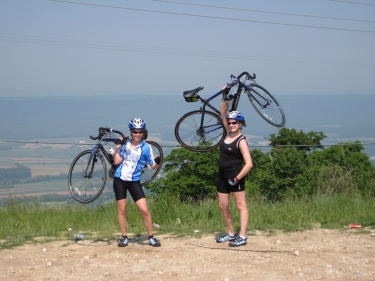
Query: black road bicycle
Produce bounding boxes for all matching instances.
[175,71,286,152]
[68,127,163,203]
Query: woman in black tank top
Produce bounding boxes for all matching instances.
[216,111,253,247]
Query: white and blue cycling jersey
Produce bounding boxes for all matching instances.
[114,139,155,182]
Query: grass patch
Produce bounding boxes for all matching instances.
[0,193,374,249]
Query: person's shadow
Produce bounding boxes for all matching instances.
[128,235,150,246]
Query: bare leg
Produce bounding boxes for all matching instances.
[217,192,235,234]
[233,191,248,237]
[116,199,127,236]
[135,198,153,236]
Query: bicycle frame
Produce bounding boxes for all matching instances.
[194,75,268,133]
[83,136,122,179]
[229,73,260,111]
[175,71,285,152]
[195,90,224,135]
[193,81,248,133]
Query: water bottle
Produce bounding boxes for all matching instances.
[108,147,115,156]
[73,234,85,240]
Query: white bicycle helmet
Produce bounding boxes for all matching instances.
[227,111,245,121]
[128,118,146,130]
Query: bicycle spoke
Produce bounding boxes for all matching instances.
[175,110,225,152]
[68,150,107,203]
[247,84,286,127]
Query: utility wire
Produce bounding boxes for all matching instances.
[2,33,373,66]
[45,0,375,34]
[328,0,375,6]
[1,139,374,148]
[149,0,375,24]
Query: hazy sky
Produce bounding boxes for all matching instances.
[1,0,374,97]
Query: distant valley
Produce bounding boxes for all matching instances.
[1,94,374,159]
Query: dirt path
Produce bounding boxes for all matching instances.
[1,229,375,281]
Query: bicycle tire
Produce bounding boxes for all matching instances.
[175,110,226,152]
[247,83,286,127]
[68,150,107,203]
[140,141,164,186]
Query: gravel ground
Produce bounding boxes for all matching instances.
[1,228,375,281]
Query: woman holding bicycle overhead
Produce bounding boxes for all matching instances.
[113,118,162,248]
[216,111,253,247]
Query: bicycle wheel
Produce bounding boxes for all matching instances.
[140,141,164,186]
[68,150,107,203]
[175,110,226,152]
[247,83,286,127]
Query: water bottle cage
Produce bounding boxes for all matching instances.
[222,94,234,102]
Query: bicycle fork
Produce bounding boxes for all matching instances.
[83,153,97,179]
[246,87,271,109]
[70,150,98,197]
[84,145,104,179]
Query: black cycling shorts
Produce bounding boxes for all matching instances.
[217,176,245,194]
[113,177,146,202]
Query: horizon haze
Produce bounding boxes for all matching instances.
[1,0,374,98]
[0,94,374,155]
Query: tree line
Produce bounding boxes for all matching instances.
[148,128,375,201]
[0,163,32,189]
[0,164,66,190]
[1,128,374,203]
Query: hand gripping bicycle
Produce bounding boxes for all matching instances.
[68,127,163,203]
[174,72,286,152]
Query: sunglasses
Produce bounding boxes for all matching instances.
[132,131,144,135]
[228,121,239,125]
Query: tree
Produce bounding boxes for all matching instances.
[148,147,220,201]
[256,147,316,200]
[0,163,31,183]
[245,148,272,196]
[268,128,326,152]
[0,163,32,190]
[311,141,375,195]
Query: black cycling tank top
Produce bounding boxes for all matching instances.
[219,134,245,168]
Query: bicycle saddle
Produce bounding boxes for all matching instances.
[183,86,204,98]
